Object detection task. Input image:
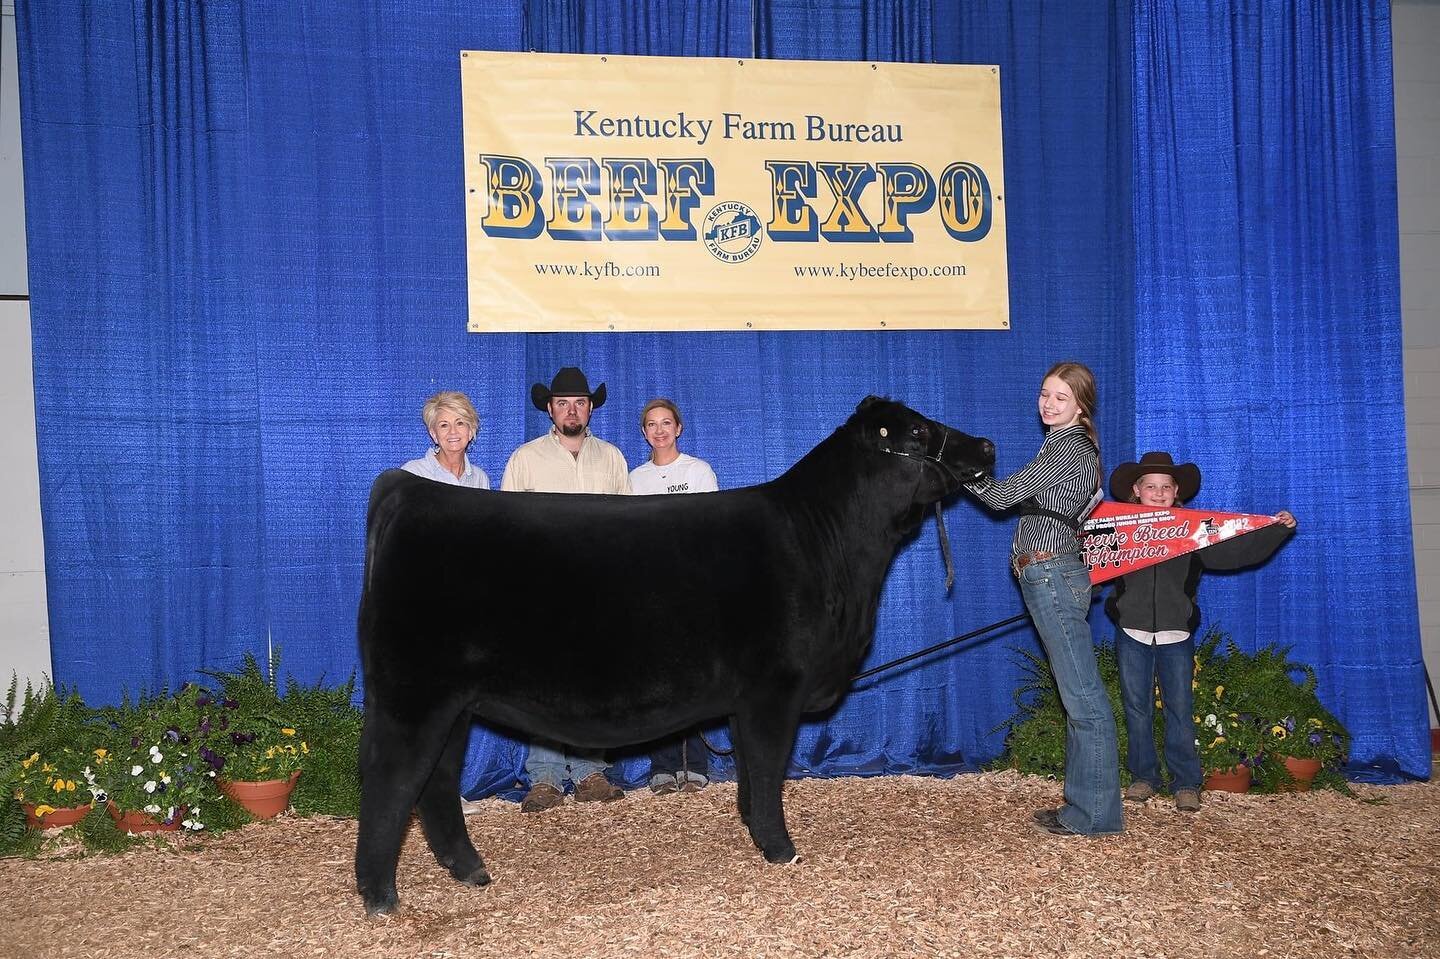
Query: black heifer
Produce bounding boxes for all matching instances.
[354,397,994,914]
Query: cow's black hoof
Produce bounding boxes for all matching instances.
[362,890,399,916]
[453,864,491,887]
[762,844,797,864]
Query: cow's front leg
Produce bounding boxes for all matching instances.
[416,712,490,888]
[733,702,801,864]
[355,703,457,915]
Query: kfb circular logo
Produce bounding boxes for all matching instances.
[702,201,763,264]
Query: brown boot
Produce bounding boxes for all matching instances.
[574,772,623,803]
[520,782,564,813]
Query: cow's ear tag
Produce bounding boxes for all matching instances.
[879,427,888,438]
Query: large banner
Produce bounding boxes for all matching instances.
[1082,501,1280,585]
[460,52,1008,332]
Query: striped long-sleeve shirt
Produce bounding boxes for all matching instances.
[965,424,1099,559]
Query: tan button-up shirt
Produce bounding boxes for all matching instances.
[500,429,631,494]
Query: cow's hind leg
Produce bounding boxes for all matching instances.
[416,713,490,888]
[355,703,459,915]
[733,701,801,864]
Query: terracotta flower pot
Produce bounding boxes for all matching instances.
[1279,755,1322,792]
[1202,764,1252,793]
[23,801,92,829]
[107,800,184,833]
[219,770,300,818]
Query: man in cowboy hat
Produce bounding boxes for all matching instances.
[501,366,630,812]
[501,366,631,496]
[1105,451,1296,814]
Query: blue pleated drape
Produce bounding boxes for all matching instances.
[1130,0,1424,779]
[16,0,1427,797]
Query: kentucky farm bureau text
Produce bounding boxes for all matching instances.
[572,110,904,145]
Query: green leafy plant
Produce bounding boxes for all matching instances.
[219,723,309,781]
[1193,708,1266,774]
[200,652,361,814]
[0,656,365,856]
[1190,634,1350,780]
[0,677,110,851]
[94,686,224,831]
[14,746,108,813]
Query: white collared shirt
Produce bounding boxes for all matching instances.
[400,449,490,490]
[1123,627,1191,646]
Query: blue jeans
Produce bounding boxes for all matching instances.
[650,729,709,782]
[524,739,607,790]
[1017,555,1124,834]
[1115,630,1203,792]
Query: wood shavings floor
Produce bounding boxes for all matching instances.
[4,771,1436,958]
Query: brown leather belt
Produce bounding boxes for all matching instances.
[1011,551,1057,577]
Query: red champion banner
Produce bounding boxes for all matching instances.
[1081,501,1278,586]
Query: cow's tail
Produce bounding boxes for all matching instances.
[362,470,410,595]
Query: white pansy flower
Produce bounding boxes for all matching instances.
[160,773,172,785]
[1216,723,1225,735]
[1204,714,1217,727]
[143,780,157,793]
[145,804,161,815]
[131,765,144,776]
[150,751,164,764]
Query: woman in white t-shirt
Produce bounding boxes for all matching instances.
[630,398,717,793]
[629,397,718,496]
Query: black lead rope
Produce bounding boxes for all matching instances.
[696,611,1031,758]
[850,612,1030,684]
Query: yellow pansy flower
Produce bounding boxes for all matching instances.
[281,728,296,737]
[1271,725,1288,739]
[32,804,56,818]
[1214,685,1224,698]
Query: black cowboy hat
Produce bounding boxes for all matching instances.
[531,366,607,412]
[1109,451,1201,502]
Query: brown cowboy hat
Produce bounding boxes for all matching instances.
[531,366,607,412]
[1109,451,1201,502]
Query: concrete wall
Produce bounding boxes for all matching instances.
[1396,0,1440,731]
[0,2,51,697]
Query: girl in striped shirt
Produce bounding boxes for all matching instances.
[963,361,1123,836]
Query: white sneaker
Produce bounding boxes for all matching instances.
[460,796,485,816]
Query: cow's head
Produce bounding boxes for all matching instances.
[853,396,995,503]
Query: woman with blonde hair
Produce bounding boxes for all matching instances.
[401,390,489,489]
[962,362,1122,836]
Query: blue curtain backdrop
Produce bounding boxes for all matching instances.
[15,0,1427,795]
